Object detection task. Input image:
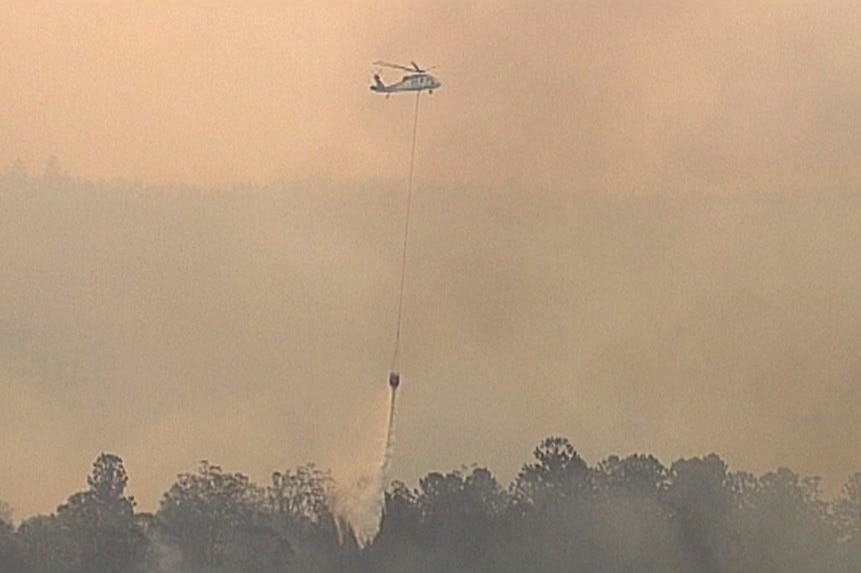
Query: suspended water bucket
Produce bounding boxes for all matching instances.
[389,372,400,389]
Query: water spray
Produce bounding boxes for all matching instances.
[331,377,399,547]
[383,373,399,477]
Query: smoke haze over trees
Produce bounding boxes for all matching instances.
[3,166,861,513]
[2,439,861,573]
[2,168,861,572]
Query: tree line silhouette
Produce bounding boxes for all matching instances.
[1,437,860,573]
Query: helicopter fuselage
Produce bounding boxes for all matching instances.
[371,72,441,94]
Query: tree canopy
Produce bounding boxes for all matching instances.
[2,440,860,573]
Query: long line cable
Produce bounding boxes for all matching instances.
[391,92,421,372]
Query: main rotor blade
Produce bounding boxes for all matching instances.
[410,62,440,73]
[373,61,416,73]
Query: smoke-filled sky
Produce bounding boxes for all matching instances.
[2,2,861,519]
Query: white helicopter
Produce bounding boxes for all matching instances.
[370,61,442,96]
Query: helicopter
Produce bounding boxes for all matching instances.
[370,61,442,96]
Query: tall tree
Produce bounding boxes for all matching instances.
[834,472,861,572]
[55,453,146,573]
[412,466,507,568]
[268,463,335,532]
[379,480,420,543]
[745,468,838,573]
[0,502,28,573]
[268,464,347,573]
[158,460,287,572]
[834,473,861,544]
[502,437,595,573]
[588,454,686,573]
[665,454,736,573]
[512,436,592,512]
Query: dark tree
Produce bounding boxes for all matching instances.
[744,468,838,573]
[414,466,506,567]
[268,463,336,532]
[54,453,146,573]
[512,436,592,512]
[499,438,596,573]
[835,473,861,543]
[583,454,687,573]
[596,453,669,496]
[664,454,736,573]
[18,515,80,573]
[834,473,861,572]
[158,460,288,572]
[0,502,28,573]
[268,463,349,573]
[379,480,421,542]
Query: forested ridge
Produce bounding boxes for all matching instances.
[1,438,861,573]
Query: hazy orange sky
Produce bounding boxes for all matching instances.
[4,2,861,190]
[2,2,861,520]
